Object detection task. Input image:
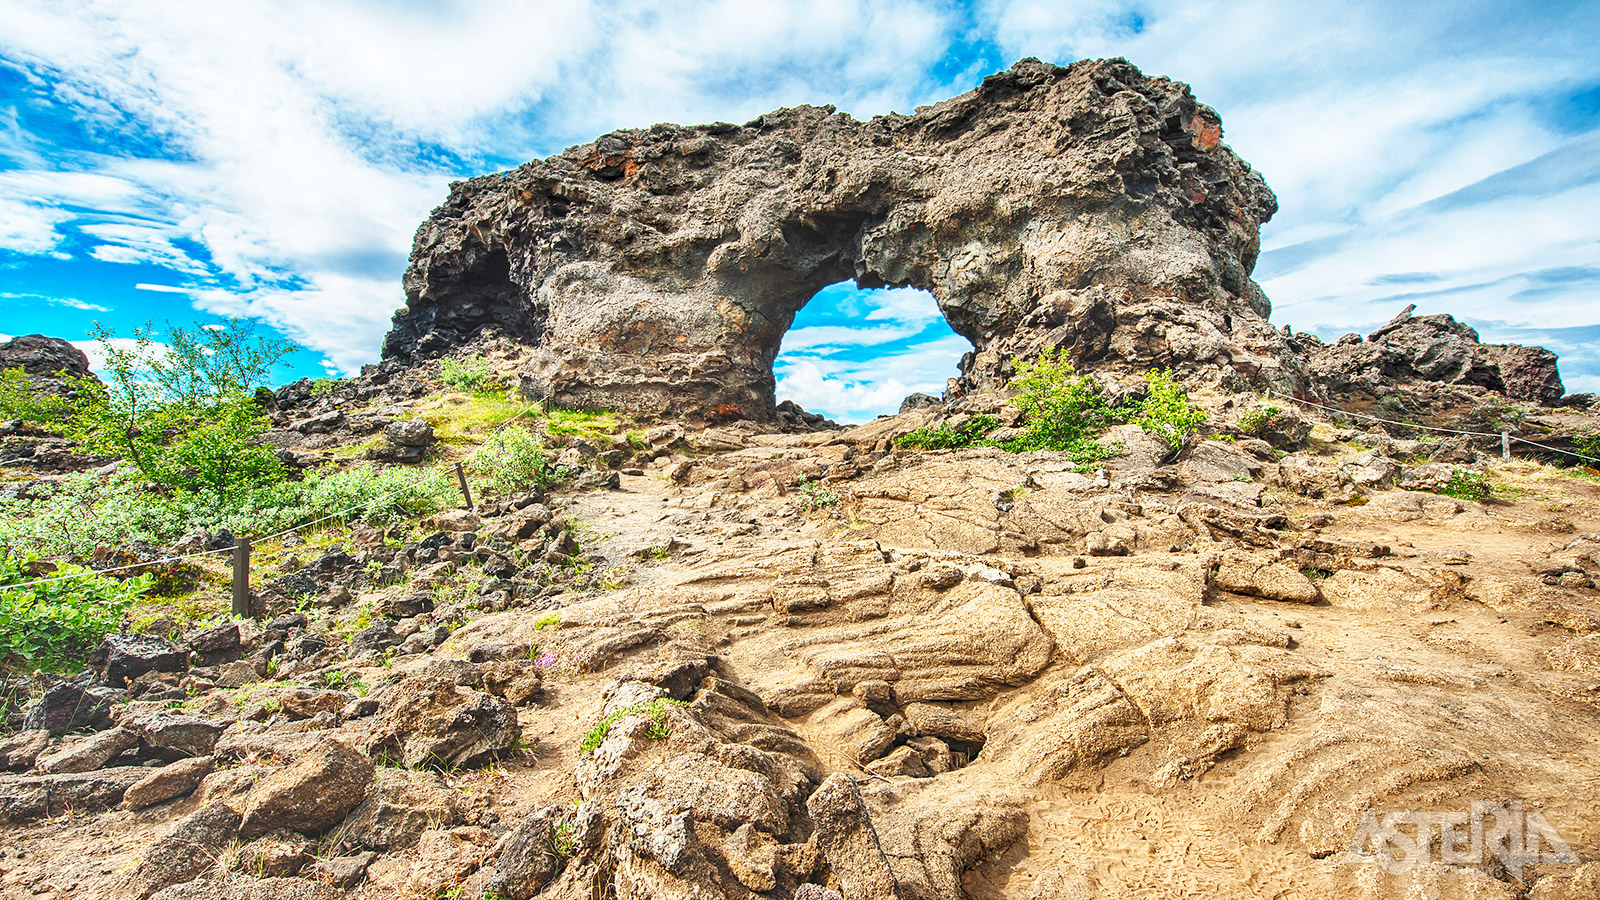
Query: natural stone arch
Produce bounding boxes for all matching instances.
[385,57,1301,420]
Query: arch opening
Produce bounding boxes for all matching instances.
[773,282,973,424]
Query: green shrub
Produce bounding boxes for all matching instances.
[310,377,346,397]
[0,367,70,426]
[1007,349,1137,451]
[440,356,495,392]
[1436,468,1491,503]
[468,425,561,497]
[1575,431,1600,463]
[1135,368,1208,455]
[893,415,1000,450]
[0,465,455,560]
[1236,401,1281,436]
[1,550,152,673]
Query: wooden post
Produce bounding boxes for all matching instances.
[455,462,474,511]
[1502,432,1511,461]
[231,536,251,618]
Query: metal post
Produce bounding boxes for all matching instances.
[1502,432,1511,461]
[455,462,474,511]
[231,537,251,618]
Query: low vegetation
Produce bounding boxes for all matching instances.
[1435,467,1493,503]
[0,550,152,672]
[578,698,687,755]
[892,349,1209,469]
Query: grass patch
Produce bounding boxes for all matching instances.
[578,698,687,755]
[797,478,839,511]
[545,408,621,441]
[894,415,1001,451]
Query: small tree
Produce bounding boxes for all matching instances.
[61,318,299,496]
[1136,368,1209,457]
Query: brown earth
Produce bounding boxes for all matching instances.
[5,404,1598,900]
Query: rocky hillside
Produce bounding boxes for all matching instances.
[4,58,1600,900]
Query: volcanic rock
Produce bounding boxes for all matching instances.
[385,58,1296,418]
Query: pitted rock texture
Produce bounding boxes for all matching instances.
[385,57,1298,419]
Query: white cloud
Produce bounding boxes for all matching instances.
[777,334,971,422]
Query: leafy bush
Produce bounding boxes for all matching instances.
[0,367,70,426]
[894,415,1000,450]
[0,465,455,560]
[886,354,1208,471]
[1236,401,1281,436]
[468,425,560,497]
[440,356,495,392]
[1436,468,1491,503]
[1136,368,1209,454]
[1007,349,1137,452]
[1,550,151,673]
[1575,431,1600,464]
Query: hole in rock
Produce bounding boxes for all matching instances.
[774,283,971,424]
[870,733,986,777]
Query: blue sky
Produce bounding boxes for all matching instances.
[1,1,1596,420]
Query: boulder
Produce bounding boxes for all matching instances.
[0,729,49,771]
[805,774,899,900]
[23,681,116,734]
[131,801,243,898]
[0,767,147,823]
[129,713,227,756]
[238,739,374,837]
[385,418,435,447]
[485,813,561,900]
[365,675,518,770]
[36,725,138,773]
[1305,304,1564,405]
[1213,556,1321,604]
[122,756,214,810]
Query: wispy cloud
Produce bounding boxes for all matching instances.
[0,291,109,312]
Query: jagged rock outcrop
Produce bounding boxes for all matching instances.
[0,335,90,383]
[1296,304,1564,405]
[385,57,1297,419]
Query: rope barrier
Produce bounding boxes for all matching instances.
[2,398,546,594]
[1264,389,1600,465]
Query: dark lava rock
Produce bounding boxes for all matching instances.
[94,633,189,687]
[23,681,118,734]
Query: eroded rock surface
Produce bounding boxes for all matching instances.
[386,58,1297,418]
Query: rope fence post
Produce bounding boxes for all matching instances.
[1502,431,1511,461]
[231,536,251,618]
[455,462,475,512]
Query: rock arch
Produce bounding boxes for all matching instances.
[384,57,1301,419]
